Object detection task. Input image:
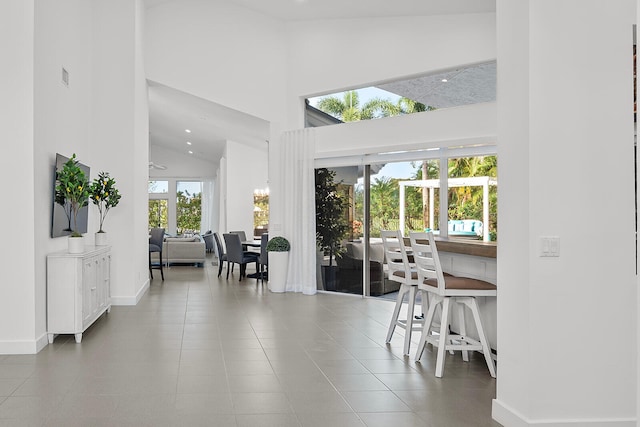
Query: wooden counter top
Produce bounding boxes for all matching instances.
[403,236,497,258]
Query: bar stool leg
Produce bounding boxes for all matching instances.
[457,301,469,361]
[403,285,417,355]
[415,297,438,361]
[435,298,452,378]
[386,284,408,343]
[468,298,496,378]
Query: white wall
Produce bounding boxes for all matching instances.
[285,13,496,129]
[90,0,149,305]
[314,102,496,158]
[33,0,94,353]
[269,13,497,252]
[494,0,637,424]
[224,140,268,237]
[0,0,38,354]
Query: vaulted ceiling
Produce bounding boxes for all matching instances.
[145,0,497,173]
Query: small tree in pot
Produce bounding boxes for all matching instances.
[315,168,349,291]
[89,171,121,242]
[266,236,290,293]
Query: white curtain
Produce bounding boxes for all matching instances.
[278,129,316,295]
[200,179,215,233]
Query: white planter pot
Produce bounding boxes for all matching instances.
[95,232,108,246]
[68,236,84,254]
[268,251,289,293]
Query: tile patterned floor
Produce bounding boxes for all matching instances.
[0,257,500,426]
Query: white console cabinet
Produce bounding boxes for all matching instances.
[47,245,111,344]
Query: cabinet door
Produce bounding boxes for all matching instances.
[82,255,99,325]
[96,253,111,309]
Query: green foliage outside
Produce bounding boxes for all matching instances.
[176,190,201,234]
[55,154,90,237]
[314,91,497,243]
[148,199,168,230]
[353,157,498,240]
[316,91,432,122]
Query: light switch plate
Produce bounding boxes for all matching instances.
[540,236,560,257]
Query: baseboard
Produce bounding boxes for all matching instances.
[0,335,47,355]
[35,333,49,353]
[111,278,150,306]
[317,290,361,298]
[492,399,636,426]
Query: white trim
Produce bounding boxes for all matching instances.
[35,333,48,353]
[315,143,497,168]
[112,278,149,306]
[492,399,637,427]
[0,335,48,354]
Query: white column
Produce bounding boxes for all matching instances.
[483,179,489,242]
[0,0,38,354]
[399,183,406,234]
[494,0,637,424]
[91,0,149,305]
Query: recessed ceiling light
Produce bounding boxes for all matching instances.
[185,129,191,133]
[441,79,448,83]
[186,141,192,145]
[188,150,193,154]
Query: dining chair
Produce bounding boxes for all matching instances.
[213,232,228,277]
[229,230,247,242]
[223,233,259,280]
[202,230,214,253]
[149,227,165,280]
[381,229,425,356]
[257,233,269,283]
[230,230,249,251]
[409,231,496,378]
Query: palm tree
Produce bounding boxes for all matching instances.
[370,176,399,231]
[316,91,431,122]
[317,91,393,122]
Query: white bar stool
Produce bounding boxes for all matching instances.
[381,230,425,356]
[410,231,496,378]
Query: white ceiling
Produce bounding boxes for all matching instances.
[378,61,496,109]
[145,0,497,171]
[148,81,269,166]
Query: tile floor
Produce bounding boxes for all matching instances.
[0,257,500,426]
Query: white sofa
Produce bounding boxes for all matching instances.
[150,236,206,266]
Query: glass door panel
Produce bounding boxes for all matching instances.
[369,160,440,299]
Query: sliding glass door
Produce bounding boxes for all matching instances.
[314,148,497,298]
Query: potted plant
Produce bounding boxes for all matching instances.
[55,154,90,253]
[89,171,121,246]
[315,168,349,291]
[266,236,290,293]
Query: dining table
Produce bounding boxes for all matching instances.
[243,240,266,279]
[242,240,261,248]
